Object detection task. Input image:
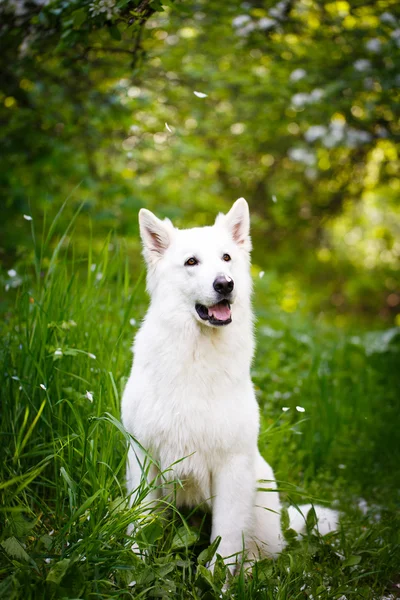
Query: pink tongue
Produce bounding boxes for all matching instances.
[208,302,231,321]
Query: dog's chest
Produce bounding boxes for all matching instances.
[133,361,257,461]
[125,320,258,474]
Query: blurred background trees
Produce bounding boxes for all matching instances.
[1,0,399,324]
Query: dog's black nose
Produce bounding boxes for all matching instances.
[213,275,234,295]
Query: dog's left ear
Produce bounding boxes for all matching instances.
[218,197,251,249]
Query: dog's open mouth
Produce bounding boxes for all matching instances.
[195,300,232,326]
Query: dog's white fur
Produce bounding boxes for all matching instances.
[121,199,335,572]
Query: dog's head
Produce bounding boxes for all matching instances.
[139,198,252,328]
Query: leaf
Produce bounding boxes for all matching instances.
[195,564,220,592]
[137,519,164,545]
[39,534,53,550]
[306,506,317,532]
[109,25,121,41]
[253,557,274,583]
[0,575,20,600]
[46,558,71,584]
[8,514,36,537]
[72,8,87,28]
[342,555,361,568]
[197,536,221,565]
[1,537,31,562]
[157,562,175,577]
[170,525,199,550]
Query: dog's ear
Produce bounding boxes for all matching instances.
[218,197,251,249]
[139,209,174,264]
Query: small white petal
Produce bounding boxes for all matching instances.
[12,375,20,381]
[193,91,208,98]
[165,122,172,132]
[338,464,346,469]
[296,405,305,412]
[129,318,136,326]
[54,348,63,356]
[23,214,33,221]
[90,263,96,272]
[89,353,96,359]
[259,271,265,279]
[40,384,47,390]
[85,390,94,402]
[45,558,52,564]
[282,406,290,412]
[49,530,54,536]
[272,195,277,202]
[8,269,17,277]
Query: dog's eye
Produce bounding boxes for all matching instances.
[222,253,231,262]
[185,257,198,267]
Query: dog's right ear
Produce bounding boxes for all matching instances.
[139,209,173,264]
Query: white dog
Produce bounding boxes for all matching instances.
[121,198,337,572]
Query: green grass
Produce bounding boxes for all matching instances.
[1,218,399,599]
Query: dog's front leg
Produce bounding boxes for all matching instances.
[210,454,255,575]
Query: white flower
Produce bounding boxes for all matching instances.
[90,263,96,272]
[236,22,256,36]
[338,464,346,469]
[85,391,94,402]
[89,0,118,20]
[232,15,251,28]
[54,348,63,357]
[346,128,372,147]
[304,125,327,142]
[309,88,324,101]
[40,384,47,390]
[23,214,32,221]
[96,272,103,281]
[130,318,136,326]
[193,91,208,98]
[7,269,17,277]
[354,59,371,72]
[269,0,289,19]
[288,147,315,166]
[231,122,246,135]
[365,38,382,53]
[165,122,172,132]
[296,405,305,412]
[282,406,290,412]
[290,68,306,82]
[380,12,396,25]
[89,353,96,360]
[291,92,309,108]
[391,29,400,47]
[258,17,276,30]
[259,271,265,279]
[358,498,369,514]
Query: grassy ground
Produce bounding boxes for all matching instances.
[1,220,399,600]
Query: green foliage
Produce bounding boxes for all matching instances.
[1,0,399,321]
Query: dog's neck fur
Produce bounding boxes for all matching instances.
[136,290,255,378]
